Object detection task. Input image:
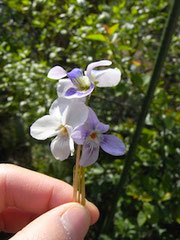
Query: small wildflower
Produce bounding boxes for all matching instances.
[30,98,88,160]
[72,108,125,167]
[48,60,121,99]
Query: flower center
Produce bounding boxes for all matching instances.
[57,125,68,136]
[78,76,91,91]
[90,132,97,139]
[67,68,91,91]
[61,126,68,136]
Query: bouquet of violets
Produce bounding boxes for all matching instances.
[30,60,125,205]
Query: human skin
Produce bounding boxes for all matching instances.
[0,164,99,239]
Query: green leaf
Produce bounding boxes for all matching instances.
[131,73,143,87]
[118,45,133,51]
[137,211,147,226]
[107,23,119,35]
[86,34,106,42]
[176,218,180,224]
[161,192,171,202]
[174,205,180,224]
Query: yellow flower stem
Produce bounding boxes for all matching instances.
[80,166,86,206]
[78,171,81,202]
[73,145,86,205]
[73,166,76,200]
[73,145,81,202]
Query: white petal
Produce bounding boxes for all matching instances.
[64,102,89,129]
[86,60,112,80]
[57,79,74,97]
[50,135,71,160]
[49,98,72,117]
[47,66,67,79]
[30,115,59,140]
[93,68,121,87]
[49,99,62,119]
[69,136,75,156]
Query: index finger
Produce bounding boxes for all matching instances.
[0,164,99,223]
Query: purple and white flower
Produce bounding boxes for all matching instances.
[30,98,89,161]
[72,108,125,167]
[47,60,121,99]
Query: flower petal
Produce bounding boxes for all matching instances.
[57,79,74,97]
[96,122,109,133]
[69,136,74,156]
[80,140,100,167]
[93,68,121,87]
[100,134,125,156]
[49,99,61,119]
[47,66,67,79]
[71,124,91,145]
[50,135,71,160]
[67,68,83,87]
[65,83,94,99]
[63,102,89,129]
[30,115,59,140]
[87,107,99,129]
[49,98,72,117]
[64,87,77,97]
[86,60,112,80]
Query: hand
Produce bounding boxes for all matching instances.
[0,164,99,239]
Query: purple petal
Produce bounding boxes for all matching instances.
[72,107,99,140]
[79,140,100,167]
[84,108,109,132]
[86,60,112,81]
[96,122,109,133]
[65,83,94,99]
[100,134,125,156]
[71,125,91,145]
[47,66,67,79]
[67,68,83,87]
[64,87,77,97]
[87,107,100,129]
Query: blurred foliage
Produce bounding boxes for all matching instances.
[0,0,180,239]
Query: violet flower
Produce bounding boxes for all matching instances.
[47,60,121,99]
[30,98,89,161]
[71,108,125,167]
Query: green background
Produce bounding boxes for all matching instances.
[0,0,180,239]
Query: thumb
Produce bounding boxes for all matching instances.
[11,203,91,240]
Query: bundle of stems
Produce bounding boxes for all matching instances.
[73,145,86,205]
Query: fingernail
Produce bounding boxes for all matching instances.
[61,205,90,240]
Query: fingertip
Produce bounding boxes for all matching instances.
[85,201,100,225]
[61,203,90,240]
[11,203,92,240]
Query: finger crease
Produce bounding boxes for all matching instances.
[46,186,55,210]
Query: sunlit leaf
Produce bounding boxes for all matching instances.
[85,34,106,42]
[118,45,133,51]
[107,23,119,35]
[137,211,147,226]
[161,192,171,201]
[132,60,141,66]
